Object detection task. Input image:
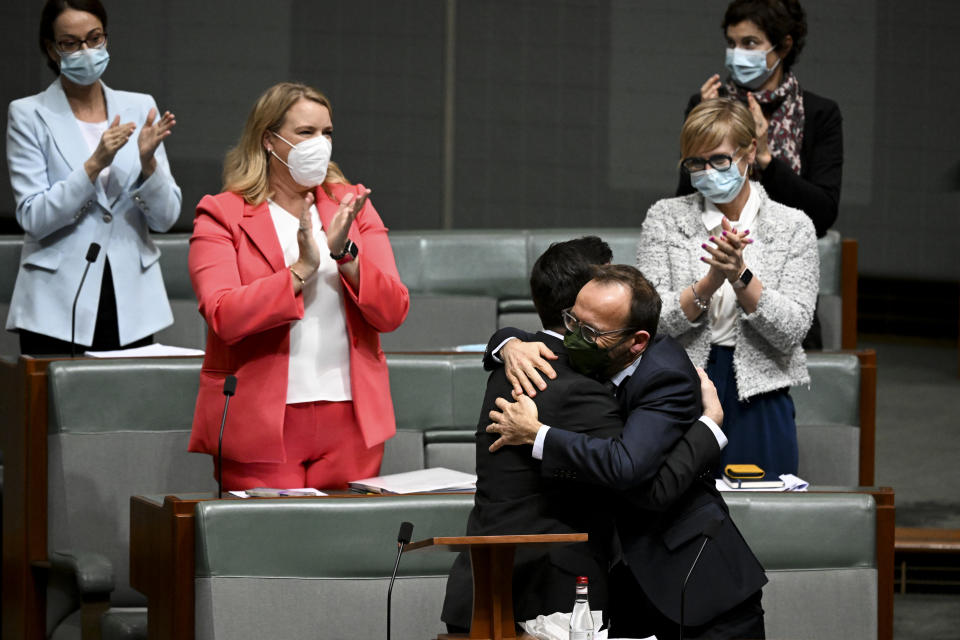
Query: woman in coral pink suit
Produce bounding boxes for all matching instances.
[188,82,409,490]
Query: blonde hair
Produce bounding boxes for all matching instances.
[680,98,756,160]
[222,82,349,205]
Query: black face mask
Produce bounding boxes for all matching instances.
[564,331,632,379]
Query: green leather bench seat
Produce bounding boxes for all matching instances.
[0,235,24,357]
[191,492,878,640]
[46,357,216,639]
[389,228,848,349]
[382,354,488,475]
[193,494,474,640]
[0,228,849,355]
[793,353,862,485]
[725,492,877,640]
[154,233,206,350]
[383,352,866,487]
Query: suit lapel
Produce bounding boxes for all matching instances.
[35,80,91,176]
[239,201,286,272]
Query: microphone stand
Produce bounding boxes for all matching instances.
[216,375,238,498]
[387,522,413,640]
[71,243,101,357]
[680,519,722,640]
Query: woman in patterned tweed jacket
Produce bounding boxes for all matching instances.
[636,98,818,478]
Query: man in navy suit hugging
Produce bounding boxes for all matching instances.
[487,264,767,639]
[442,239,734,635]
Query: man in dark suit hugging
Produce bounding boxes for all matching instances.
[441,238,727,634]
[486,264,767,639]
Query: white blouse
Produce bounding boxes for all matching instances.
[268,199,352,404]
[76,118,110,191]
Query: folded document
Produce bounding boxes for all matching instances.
[349,467,476,494]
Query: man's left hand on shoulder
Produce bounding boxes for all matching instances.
[486,394,540,452]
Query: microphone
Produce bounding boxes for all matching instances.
[679,517,723,640]
[387,521,414,640]
[70,242,101,358]
[216,375,238,499]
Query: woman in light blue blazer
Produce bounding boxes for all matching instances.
[6,0,180,355]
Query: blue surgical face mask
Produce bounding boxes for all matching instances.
[690,158,747,204]
[59,46,110,86]
[725,47,779,90]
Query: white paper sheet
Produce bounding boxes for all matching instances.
[85,343,204,358]
[348,467,476,494]
[228,488,327,498]
[715,473,809,492]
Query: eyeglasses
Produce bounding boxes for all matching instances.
[680,151,742,174]
[562,308,637,345]
[56,30,107,54]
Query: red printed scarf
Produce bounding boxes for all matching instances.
[727,72,805,174]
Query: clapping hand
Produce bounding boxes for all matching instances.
[326,187,370,254]
[746,94,772,169]
[138,107,176,177]
[700,74,723,101]
[293,192,321,277]
[701,216,753,283]
[86,115,135,181]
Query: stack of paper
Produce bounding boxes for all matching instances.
[349,467,476,494]
[715,473,809,492]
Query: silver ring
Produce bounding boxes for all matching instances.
[298,226,308,232]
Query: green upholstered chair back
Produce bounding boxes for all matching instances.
[0,235,24,357]
[817,230,844,349]
[46,357,214,609]
[387,229,848,350]
[383,354,487,475]
[724,492,877,640]
[154,233,207,350]
[383,349,866,486]
[793,352,862,485]
[193,494,474,640]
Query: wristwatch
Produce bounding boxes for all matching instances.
[732,267,753,290]
[331,239,359,265]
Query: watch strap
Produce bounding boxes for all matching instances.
[733,267,753,290]
[332,239,358,264]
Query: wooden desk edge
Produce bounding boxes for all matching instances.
[407,533,588,552]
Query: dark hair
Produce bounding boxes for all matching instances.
[39,0,108,75]
[530,236,612,331]
[723,0,807,72]
[589,264,661,342]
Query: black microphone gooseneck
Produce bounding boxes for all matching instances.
[387,521,414,640]
[216,375,238,498]
[679,518,723,640]
[70,242,101,358]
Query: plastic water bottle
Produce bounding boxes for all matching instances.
[569,575,594,640]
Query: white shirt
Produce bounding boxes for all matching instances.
[76,118,110,192]
[268,199,352,404]
[701,183,760,347]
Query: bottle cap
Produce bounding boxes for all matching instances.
[576,576,588,584]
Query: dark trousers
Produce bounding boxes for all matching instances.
[18,260,153,356]
[608,562,765,640]
[706,345,798,479]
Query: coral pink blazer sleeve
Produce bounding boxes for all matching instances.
[187,184,409,463]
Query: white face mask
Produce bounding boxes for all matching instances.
[270,131,332,188]
[725,46,780,90]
